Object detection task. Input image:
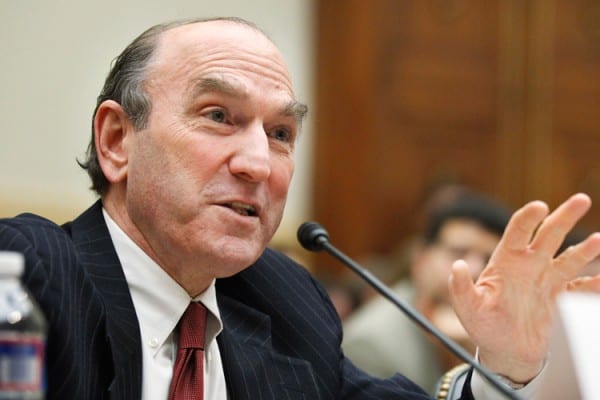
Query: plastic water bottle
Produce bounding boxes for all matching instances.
[0,252,46,399]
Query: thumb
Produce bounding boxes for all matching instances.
[449,259,477,317]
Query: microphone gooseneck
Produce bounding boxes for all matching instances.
[297,221,521,400]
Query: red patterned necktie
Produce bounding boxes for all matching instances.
[168,302,208,400]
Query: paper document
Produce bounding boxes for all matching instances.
[535,292,600,400]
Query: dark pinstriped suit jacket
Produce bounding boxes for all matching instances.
[0,201,474,400]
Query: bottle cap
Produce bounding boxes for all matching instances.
[0,251,25,277]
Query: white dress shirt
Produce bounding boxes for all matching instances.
[103,209,228,400]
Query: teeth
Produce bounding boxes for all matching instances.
[229,202,256,216]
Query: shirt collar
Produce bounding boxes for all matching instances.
[102,208,223,355]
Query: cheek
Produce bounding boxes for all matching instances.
[126,151,169,217]
[127,136,192,206]
[262,159,293,232]
[271,157,294,198]
[134,130,211,182]
[418,254,452,287]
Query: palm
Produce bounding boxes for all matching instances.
[449,194,600,381]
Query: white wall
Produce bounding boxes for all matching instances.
[0,0,314,241]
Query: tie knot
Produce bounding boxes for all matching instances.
[178,302,208,350]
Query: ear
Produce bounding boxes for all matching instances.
[93,100,133,184]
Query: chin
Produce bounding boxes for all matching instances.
[213,240,264,271]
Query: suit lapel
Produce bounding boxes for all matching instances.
[216,293,319,400]
[69,201,143,400]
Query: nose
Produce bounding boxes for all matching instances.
[229,124,271,182]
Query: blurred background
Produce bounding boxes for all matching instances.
[2,0,600,285]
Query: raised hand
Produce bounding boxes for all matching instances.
[448,193,600,383]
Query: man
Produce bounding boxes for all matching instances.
[1,17,599,400]
[343,190,511,392]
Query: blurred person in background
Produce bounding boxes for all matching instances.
[342,189,512,394]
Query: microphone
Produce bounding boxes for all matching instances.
[297,221,521,400]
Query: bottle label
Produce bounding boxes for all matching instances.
[0,333,44,393]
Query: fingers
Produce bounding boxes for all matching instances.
[529,193,592,257]
[554,232,600,280]
[499,200,549,252]
[566,275,600,293]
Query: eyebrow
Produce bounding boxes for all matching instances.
[285,100,309,128]
[188,76,309,127]
[188,77,244,99]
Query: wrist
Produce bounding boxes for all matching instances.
[489,362,543,384]
[477,348,545,385]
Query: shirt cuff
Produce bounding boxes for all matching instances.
[470,350,548,400]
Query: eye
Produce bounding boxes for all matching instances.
[269,127,294,143]
[206,109,227,123]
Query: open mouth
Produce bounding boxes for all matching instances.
[224,201,258,217]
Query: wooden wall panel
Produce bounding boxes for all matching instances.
[312,0,600,270]
[372,1,502,251]
[551,0,600,228]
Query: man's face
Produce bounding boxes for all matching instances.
[120,21,305,290]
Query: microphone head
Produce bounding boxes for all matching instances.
[297,222,329,252]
